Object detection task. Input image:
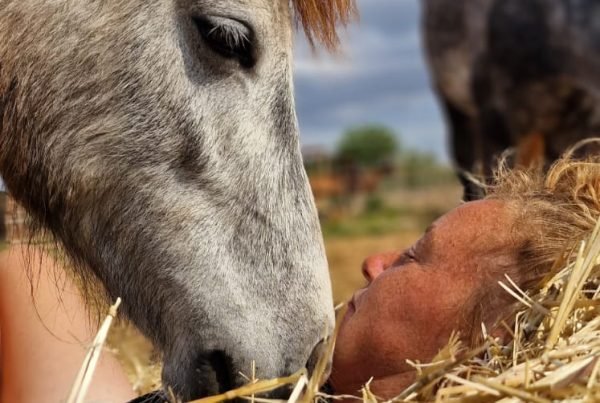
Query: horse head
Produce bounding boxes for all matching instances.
[0,0,354,399]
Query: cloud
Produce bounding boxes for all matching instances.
[294,0,449,161]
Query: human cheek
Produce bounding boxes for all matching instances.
[332,304,380,390]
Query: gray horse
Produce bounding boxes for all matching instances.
[0,0,354,399]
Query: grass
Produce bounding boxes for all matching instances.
[321,183,462,239]
[322,204,446,238]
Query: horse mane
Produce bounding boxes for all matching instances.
[293,0,357,49]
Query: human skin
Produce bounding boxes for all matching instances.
[330,200,523,398]
[0,244,135,403]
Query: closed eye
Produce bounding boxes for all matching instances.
[397,247,417,265]
[194,16,255,68]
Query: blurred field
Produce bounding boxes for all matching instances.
[324,183,463,303]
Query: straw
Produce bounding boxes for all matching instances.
[66,298,122,403]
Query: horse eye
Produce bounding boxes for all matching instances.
[194,16,255,68]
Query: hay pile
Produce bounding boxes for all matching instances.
[70,218,600,403]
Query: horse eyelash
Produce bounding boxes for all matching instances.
[207,24,250,50]
[194,16,255,68]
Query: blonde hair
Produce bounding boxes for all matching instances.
[293,0,357,49]
[487,140,600,288]
[460,141,600,348]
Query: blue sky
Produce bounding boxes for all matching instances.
[294,0,448,161]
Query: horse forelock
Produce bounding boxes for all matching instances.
[292,0,357,49]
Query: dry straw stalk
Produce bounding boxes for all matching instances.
[66,298,122,403]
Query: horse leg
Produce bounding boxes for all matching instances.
[479,106,512,187]
[440,96,482,201]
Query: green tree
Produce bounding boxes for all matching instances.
[336,125,399,167]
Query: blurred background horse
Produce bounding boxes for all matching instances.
[423,0,600,199]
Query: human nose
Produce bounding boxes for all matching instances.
[361,251,402,282]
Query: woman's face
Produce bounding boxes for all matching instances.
[330,200,521,398]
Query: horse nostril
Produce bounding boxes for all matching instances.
[206,350,235,394]
[265,385,294,400]
[183,350,236,399]
[306,339,330,379]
